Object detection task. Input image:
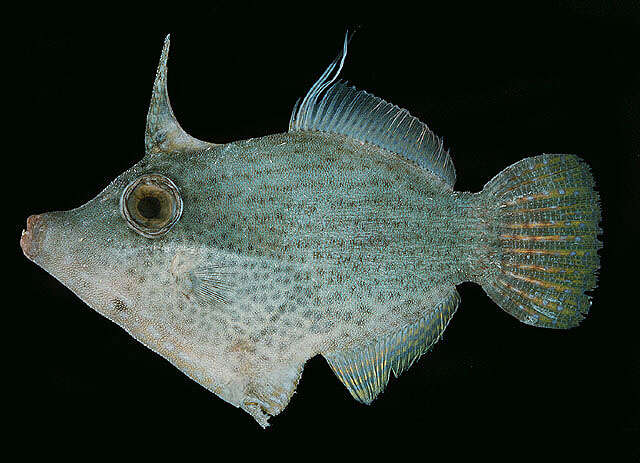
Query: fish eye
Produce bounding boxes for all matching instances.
[120,174,183,238]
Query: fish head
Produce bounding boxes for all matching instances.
[20,35,309,428]
[20,148,305,428]
[21,152,195,316]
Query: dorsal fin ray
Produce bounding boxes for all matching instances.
[323,288,460,404]
[145,35,215,154]
[289,34,456,187]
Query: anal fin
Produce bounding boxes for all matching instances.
[323,288,460,404]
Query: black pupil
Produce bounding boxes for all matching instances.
[137,196,162,219]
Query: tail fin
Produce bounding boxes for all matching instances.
[479,154,602,329]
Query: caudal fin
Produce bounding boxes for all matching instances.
[479,154,602,329]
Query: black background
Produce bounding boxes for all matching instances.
[12,1,638,458]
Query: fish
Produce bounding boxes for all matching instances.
[20,34,602,428]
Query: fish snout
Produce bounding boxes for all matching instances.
[21,214,47,260]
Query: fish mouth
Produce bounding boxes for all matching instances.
[21,214,47,261]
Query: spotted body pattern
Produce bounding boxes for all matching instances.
[20,35,602,427]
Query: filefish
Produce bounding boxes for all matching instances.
[20,34,602,427]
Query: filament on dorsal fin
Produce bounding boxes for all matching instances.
[289,33,456,187]
[289,32,351,130]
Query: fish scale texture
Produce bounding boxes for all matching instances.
[22,35,603,427]
[185,131,484,353]
[40,130,487,425]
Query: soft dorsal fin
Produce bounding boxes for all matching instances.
[323,288,460,404]
[289,35,456,187]
[145,35,215,154]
